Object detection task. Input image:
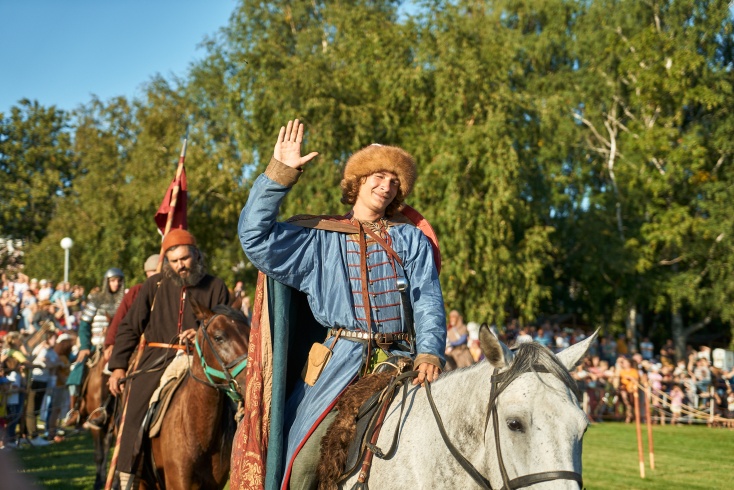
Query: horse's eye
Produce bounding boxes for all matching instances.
[214,335,224,343]
[507,418,524,433]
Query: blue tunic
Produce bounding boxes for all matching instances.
[238,162,446,487]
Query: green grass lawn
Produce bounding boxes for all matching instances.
[7,423,734,488]
[583,422,734,490]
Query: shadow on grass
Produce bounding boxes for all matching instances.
[13,431,97,489]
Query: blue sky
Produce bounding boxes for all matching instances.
[0,0,236,115]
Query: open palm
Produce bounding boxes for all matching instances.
[274,119,319,169]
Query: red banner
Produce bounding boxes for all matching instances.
[154,167,188,234]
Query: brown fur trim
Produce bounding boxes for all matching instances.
[317,372,395,490]
[264,156,302,187]
[340,145,417,201]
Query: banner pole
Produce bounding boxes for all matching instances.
[157,136,188,272]
[644,384,655,470]
[634,388,645,478]
[104,340,145,489]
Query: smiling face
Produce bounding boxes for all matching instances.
[355,171,399,219]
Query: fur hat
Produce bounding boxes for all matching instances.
[341,144,417,198]
[143,254,161,272]
[162,229,196,254]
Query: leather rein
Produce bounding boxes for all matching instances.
[422,365,584,490]
[188,313,248,402]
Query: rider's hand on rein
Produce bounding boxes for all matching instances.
[413,362,441,387]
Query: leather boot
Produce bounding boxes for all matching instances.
[118,472,137,490]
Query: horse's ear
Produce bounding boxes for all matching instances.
[557,329,599,371]
[189,298,213,321]
[478,323,514,368]
[231,295,243,312]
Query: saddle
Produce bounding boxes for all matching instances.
[145,354,191,438]
[317,357,414,490]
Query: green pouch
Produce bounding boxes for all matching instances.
[366,348,390,374]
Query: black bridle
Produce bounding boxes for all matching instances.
[423,364,584,490]
[189,313,248,402]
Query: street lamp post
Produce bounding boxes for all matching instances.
[60,237,73,283]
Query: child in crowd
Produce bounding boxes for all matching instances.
[0,356,23,447]
[647,363,663,419]
[670,385,684,425]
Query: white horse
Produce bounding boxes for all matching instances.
[344,325,595,489]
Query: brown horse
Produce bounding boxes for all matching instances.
[77,350,116,490]
[147,301,250,489]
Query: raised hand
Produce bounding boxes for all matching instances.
[274,119,319,169]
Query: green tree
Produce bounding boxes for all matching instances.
[204,0,429,286]
[406,0,567,325]
[0,99,75,244]
[26,76,250,289]
[24,96,139,287]
[567,0,734,353]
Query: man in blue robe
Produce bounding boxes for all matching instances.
[238,119,446,489]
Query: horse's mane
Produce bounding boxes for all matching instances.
[501,342,580,400]
[221,398,238,460]
[212,304,250,329]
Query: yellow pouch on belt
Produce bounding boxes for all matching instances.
[302,343,332,386]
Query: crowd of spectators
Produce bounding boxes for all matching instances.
[3,270,734,450]
[0,270,255,450]
[0,272,95,449]
[444,312,734,425]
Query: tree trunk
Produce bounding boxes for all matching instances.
[671,309,712,361]
[626,304,638,354]
[671,310,686,361]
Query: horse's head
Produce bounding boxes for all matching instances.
[476,325,598,489]
[190,299,251,402]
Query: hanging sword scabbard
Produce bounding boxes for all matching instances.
[396,277,415,356]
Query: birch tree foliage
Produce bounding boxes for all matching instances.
[569,0,734,347]
[406,0,565,324]
[216,0,417,219]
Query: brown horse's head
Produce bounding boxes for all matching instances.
[190,299,250,402]
[151,300,251,488]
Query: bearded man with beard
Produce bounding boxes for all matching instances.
[107,229,229,487]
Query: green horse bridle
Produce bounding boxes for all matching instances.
[193,313,248,402]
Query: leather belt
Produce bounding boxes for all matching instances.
[327,328,409,344]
